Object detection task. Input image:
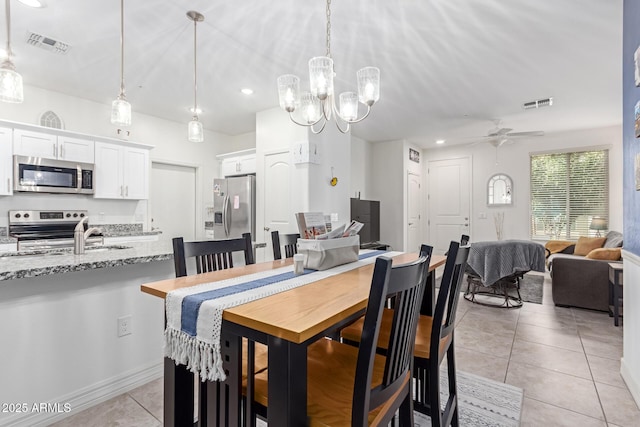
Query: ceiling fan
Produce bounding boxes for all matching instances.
[481,120,545,147]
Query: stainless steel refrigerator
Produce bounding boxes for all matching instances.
[213,175,256,240]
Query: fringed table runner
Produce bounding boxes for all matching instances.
[165,250,400,381]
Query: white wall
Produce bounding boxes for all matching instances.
[423,125,623,242]
[226,131,256,154]
[0,84,236,239]
[371,140,404,250]
[350,136,373,200]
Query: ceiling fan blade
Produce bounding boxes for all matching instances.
[487,127,513,137]
[506,131,545,137]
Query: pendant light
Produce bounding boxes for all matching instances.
[111,0,131,126]
[187,11,204,143]
[0,0,24,103]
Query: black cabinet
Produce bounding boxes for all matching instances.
[350,198,380,245]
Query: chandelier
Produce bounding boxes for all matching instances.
[276,0,380,134]
[187,10,204,143]
[0,0,23,103]
[111,0,131,127]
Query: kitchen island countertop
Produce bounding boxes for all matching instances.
[0,240,173,281]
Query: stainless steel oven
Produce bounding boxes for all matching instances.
[13,155,94,194]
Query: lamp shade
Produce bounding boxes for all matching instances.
[589,217,607,231]
[0,67,24,103]
[111,97,131,127]
[356,66,380,106]
[308,56,333,100]
[277,74,300,113]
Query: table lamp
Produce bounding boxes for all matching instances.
[589,217,607,237]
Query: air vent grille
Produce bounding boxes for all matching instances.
[26,32,70,54]
[523,97,553,110]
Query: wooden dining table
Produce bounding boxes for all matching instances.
[141,251,446,427]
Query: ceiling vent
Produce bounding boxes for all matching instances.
[25,31,70,54]
[523,97,553,110]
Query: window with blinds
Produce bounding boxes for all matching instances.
[530,149,609,240]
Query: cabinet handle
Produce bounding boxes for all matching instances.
[120,185,123,197]
[53,144,57,157]
[60,145,64,159]
[125,186,128,197]
[7,178,9,193]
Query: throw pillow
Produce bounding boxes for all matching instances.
[574,236,607,256]
[586,247,622,261]
[604,231,624,248]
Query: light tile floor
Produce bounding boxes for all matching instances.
[51,274,639,426]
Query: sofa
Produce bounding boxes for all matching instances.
[547,231,623,311]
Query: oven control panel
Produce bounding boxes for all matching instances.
[9,210,89,224]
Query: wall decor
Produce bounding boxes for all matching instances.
[636,154,640,190]
[636,100,640,138]
[635,45,640,86]
[409,148,420,163]
[487,173,513,206]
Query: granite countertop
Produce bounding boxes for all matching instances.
[0,240,174,281]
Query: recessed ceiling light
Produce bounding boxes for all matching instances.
[17,0,45,8]
[189,107,202,114]
[240,88,253,95]
[436,140,445,144]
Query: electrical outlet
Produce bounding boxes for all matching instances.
[117,315,132,337]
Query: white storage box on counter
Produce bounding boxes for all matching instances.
[297,235,359,271]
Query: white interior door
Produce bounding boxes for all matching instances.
[407,172,421,253]
[151,162,197,241]
[263,151,291,261]
[428,157,471,255]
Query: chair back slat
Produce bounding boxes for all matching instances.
[430,241,469,356]
[352,246,432,425]
[172,233,254,278]
[271,231,300,260]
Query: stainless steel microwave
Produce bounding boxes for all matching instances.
[13,156,95,194]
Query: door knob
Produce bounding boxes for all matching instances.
[263,227,270,231]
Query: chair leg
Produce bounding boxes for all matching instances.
[446,345,459,427]
[428,360,442,427]
[398,390,414,427]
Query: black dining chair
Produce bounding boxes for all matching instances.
[171,233,265,426]
[248,249,432,426]
[270,230,300,260]
[172,232,254,277]
[341,241,469,426]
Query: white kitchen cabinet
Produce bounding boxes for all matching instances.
[0,127,12,196]
[221,154,256,176]
[13,129,94,163]
[94,142,149,199]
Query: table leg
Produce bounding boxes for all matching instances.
[613,284,620,327]
[420,270,436,316]
[164,357,194,427]
[268,336,307,426]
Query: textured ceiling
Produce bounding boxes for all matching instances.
[6,0,623,147]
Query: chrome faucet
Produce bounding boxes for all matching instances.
[74,217,102,255]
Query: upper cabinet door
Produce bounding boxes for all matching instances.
[13,129,57,160]
[0,127,12,196]
[57,135,94,163]
[94,141,124,199]
[122,147,149,200]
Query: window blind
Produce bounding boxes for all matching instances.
[530,150,608,240]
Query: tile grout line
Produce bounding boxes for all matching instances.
[127,392,163,424]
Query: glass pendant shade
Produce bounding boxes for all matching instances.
[188,119,204,142]
[339,92,358,121]
[356,66,380,106]
[277,74,300,112]
[308,56,333,100]
[300,92,322,124]
[111,96,131,127]
[0,66,23,103]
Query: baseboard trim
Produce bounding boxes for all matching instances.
[622,357,640,408]
[1,361,163,427]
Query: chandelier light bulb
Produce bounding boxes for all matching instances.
[309,56,333,101]
[301,92,322,124]
[339,92,358,121]
[277,74,300,113]
[357,67,380,106]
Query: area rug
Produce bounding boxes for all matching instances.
[413,370,523,427]
[516,273,544,304]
